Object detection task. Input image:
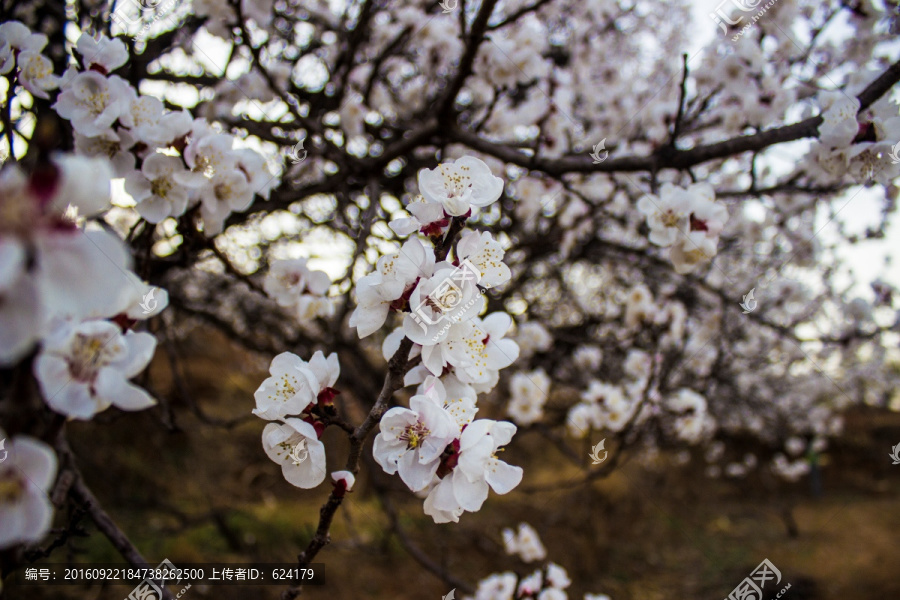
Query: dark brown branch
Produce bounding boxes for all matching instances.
[668,53,690,147]
[448,59,900,175]
[438,0,501,120]
[487,0,557,30]
[58,435,176,600]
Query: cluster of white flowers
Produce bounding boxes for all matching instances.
[0,21,59,98]
[252,351,340,489]
[766,436,828,482]
[692,39,796,134]
[0,22,273,556]
[0,429,57,549]
[263,258,334,322]
[637,183,728,274]
[515,322,554,357]
[811,91,900,184]
[353,157,525,521]
[703,441,762,479]
[388,157,505,235]
[0,151,165,420]
[665,389,717,445]
[507,369,551,426]
[567,381,635,437]
[502,522,547,562]
[0,23,286,427]
[474,16,548,90]
[771,453,811,482]
[8,27,277,234]
[466,523,611,600]
[565,349,655,439]
[380,378,522,523]
[192,0,276,38]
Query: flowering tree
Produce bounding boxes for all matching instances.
[1,0,899,598]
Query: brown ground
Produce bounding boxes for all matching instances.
[5,327,900,600]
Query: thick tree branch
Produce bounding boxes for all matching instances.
[448,59,900,175]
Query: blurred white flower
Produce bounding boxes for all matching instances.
[0,430,57,549]
[198,171,253,235]
[75,33,128,74]
[124,153,205,223]
[502,522,547,562]
[16,51,59,99]
[818,93,860,148]
[516,322,553,357]
[53,72,134,137]
[507,369,550,426]
[470,572,517,600]
[264,258,333,321]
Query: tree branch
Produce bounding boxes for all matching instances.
[448,59,900,175]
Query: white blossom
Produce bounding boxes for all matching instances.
[264,258,333,321]
[502,522,547,562]
[198,171,254,235]
[373,387,459,492]
[516,322,553,357]
[441,313,520,384]
[75,33,128,74]
[818,93,861,148]
[403,263,485,346]
[16,51,59,99]
[53,72,134,137]
[253,352,320,421]
[124,153,204,223]
[507,369,550,426]
[0,430,57,549]
[417,157,504,217]
[470,572,517,600]
[456,230,511,289]
[262,418,327,489]
[350,238,435,338]
[34,319,157,419]
[423,419,522,523]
